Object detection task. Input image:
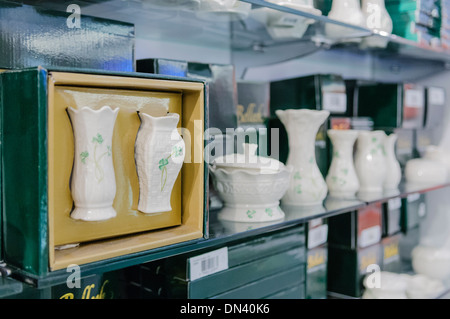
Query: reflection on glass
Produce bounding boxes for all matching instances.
[217,217,285,234]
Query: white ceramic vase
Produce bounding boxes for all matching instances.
[135,112,185,214]
[276,109,330,206]
[325,0,366,41]
[67,106,119,221]
[354,130,387,194]
[383,133,402,190]
[326,129,359,199]
[360,0,393,48]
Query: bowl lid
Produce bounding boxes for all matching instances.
[213,143,285,172]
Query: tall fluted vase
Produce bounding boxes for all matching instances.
[67,106,119,221]
[354,130,387,194]
[276,109,330,206]
[361,0,393,48]
[326,129,360,199]
[135,112,185,214]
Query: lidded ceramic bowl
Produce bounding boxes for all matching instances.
[210,143,293,223]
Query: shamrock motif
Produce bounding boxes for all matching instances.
[80,151,89,164]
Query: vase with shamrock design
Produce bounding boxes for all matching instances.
[276,109,330,206]
[354,130,387,194]
[67,106,119,221]
[326,129,360,199]
[135,112,185,214]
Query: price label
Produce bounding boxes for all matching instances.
[189,247,228,281]
[404,89,424,108]
[359,225,381,248]
[308,224,328,249]
[407,193,420,202]
[388,197,402,210]
[322,92,347,113]
[428,87,445,105]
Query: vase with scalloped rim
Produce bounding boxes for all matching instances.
[325,0,366,42]
[135,112,185,214]
[360,0,393,48]
[276,108,330,206]
[326,129,360,199]
[67,106,119,222]
[354,130,387,195]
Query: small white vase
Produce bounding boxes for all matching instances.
[354,130,387,194]
[325,0,366,41]
[276,109,330,206]
[360,0,393,48]
[383,133,402,190]
[135,112,185,214]
[326,129,359,199]
[67,106,119,221]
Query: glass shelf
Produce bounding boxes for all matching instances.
[8,180,449,288]
[8,0,450,67]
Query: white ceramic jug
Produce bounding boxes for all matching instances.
[360,0,393,48]
[325,0,366,40]
[67,106,119,221]
[326,129,360,199]
[354,130,387,194]
[383,133,402,190]
[135,112,185,214]
[276,109,330,206]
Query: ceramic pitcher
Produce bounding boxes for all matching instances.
[325,0,365,40]
[67,106,119,221]
[276,109,330,206]
[354,130,387,194]
[361,0,393,48]
[135,112,185,214]
[326,129,360,199]
[383,133,401,190]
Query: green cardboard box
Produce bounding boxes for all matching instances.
[381,234,403,273]
[306,244,328,299]
[0,1,134,71]
[0,67,208,279]
[210,265,306,299]
[328,243,382,298]
[382,197,402,237]
[401,193,427,230]
[357,82,425,130]
[328,203,382,250]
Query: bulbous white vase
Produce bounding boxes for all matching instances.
[135,112,185,214]
[325,0,366,41]
[67,106,119,221]
[354,130,387,194]
[326,129,359,199]
[383,133,402,190]
[360,0,393,48]
[276,109,330,206]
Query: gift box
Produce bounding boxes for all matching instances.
[0,1,134,71]
[328,203,383,250]
[381,234,403,273]
[382,197,402,237]
[1,67,207,279]
[357,82,426,130]
[328,243,382,298]
[306,244,328,299]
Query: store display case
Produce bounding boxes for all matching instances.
[1,0,450,300]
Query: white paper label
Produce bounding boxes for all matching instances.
[418,202,427,217]
[359,225,381,248]
[405,89,424,108]
[189,247,229,281]
[388,197,402,210]
[407,193,420,202]
[308,224,328,249]
[428,87,445,105]
[322,92,347,113]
